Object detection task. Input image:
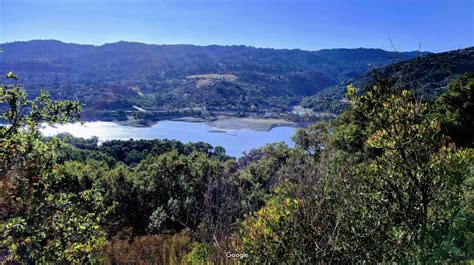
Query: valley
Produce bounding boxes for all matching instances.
[0,40,428,123]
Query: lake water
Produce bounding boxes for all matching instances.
[40,121,297,157]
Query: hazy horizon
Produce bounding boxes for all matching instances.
[4,38,467,53]
[1,0,472,53]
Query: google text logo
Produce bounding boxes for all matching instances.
[226,252,249,259]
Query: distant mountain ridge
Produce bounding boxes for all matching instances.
[0,40,429,121]
[302,47,474,113]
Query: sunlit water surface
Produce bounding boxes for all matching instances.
[40,121,297,157]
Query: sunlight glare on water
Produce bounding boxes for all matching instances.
[40,121,297,157]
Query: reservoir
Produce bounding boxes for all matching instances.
[40,120,298,157]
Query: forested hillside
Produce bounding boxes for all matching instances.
[303,46,474,113]
[2,54,473,262]
[0,40,426,120]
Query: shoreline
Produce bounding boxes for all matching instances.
[205,116,299,132]
[80,115,305,132]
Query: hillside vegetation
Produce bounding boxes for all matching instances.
[2,50,473,262]
[303,46,474,113]
[0,40,426,121]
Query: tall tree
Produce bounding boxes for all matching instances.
[0,71,109,262]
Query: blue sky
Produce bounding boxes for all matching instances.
[0,0,472,52]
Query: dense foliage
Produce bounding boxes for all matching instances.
[0,72,109,262]
[1,48,472,262]
[302,47,474,113]
[240,74,474,263]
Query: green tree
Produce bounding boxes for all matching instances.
[345,86,473,261]
[134,150,224,233]
[0,73,108,262]
[240,80,473,263]
[293,121,331,158]
[434,72,474,148]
